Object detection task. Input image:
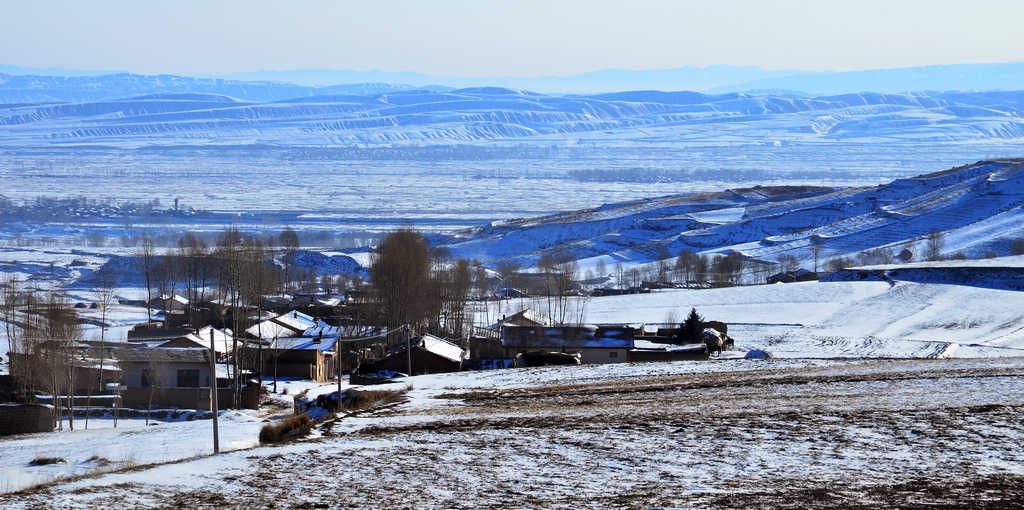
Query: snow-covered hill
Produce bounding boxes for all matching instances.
[440,160,1024,269]
[2,87,1024,147]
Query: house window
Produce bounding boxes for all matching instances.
[609,351,618,358]
[141,369,152,388]
[177,369,200,388]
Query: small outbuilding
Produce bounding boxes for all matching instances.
[361,334,465,376]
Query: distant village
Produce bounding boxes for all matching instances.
[0,228,750,436]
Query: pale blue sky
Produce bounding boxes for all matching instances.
[2,0,1023,77]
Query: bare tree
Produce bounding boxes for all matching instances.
[675,249,698,282]
[694,255,710,282]
[629,267,641,289]
[136,235,156,322]
[370,229,432,333]
[826,256,856,272]
[177,233,211,329]
[856,247,895,266]
[87,267,117,430]
[712,253,745,284]
[778,254,800,272]
[924,230,945,262]
[241,235,279,388]
[24,294,82,430]
[278,227,300,291]
[809,236,825,273]
[551,256,578,325]
[655,245,672,282]
[144,359,160,426]
[434,258,473,338]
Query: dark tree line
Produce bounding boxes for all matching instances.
[369,229,488,339]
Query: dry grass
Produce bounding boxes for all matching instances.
[28,456,67,466]
[340,386,410,413]
[259,414,313,444]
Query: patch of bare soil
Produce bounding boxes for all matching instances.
[4,359,1023,509]
[703,474,1024,509]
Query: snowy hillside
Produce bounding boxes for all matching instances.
[564,280,1024,357]
[2,87,1024,147]
[441,160,1024,269]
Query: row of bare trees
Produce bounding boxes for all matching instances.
[133,228,299,406]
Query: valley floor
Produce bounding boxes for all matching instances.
[4,357,1023,509]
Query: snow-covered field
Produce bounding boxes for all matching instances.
[495,279,1024,358]
[3,356,1022,508]
[0,409,266,494]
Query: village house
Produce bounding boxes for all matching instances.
[262,335,338,382]
[113,347,258,410]
[154,325,237,355]
[150,294,189,312]
[501,325,635,364]
[244,310,322,340]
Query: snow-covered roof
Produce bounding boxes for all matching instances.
[178,326,234,353]
[155,294,189,305]
[419,334,465,363]
[245,321,297,340]
[270,336,338,352]
[271,310,318,332]
[633,339,707,352]
[303,323,339,338]
[111,347,210,364]
[316,297,343,307]
[245,310,322,340]
[491,308,553,329]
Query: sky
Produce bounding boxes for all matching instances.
[2,0,1023,77]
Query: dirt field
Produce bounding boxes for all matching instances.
[4,358,1024,509]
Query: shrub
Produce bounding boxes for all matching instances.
[259,413,313,444]
[29,457,67,466]
[1012,238,1024,256]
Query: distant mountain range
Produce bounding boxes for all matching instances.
[0,73,447,104]
[2,62,1024,101]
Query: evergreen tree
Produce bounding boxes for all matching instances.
[677,307,704,344]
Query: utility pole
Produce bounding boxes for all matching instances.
[209,328,220,454]
[335,332,341,405]
[406,327,412,376]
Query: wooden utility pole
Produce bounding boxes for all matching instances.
[209,328,220,454]
[406,329,412,376]
[336,332,342,404]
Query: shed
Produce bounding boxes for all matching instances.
[500,325,635,364]
[362,334,465,376]
[263,335,338,382]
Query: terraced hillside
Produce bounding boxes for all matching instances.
[440,159,1024,269]
[2,87,1024,147]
